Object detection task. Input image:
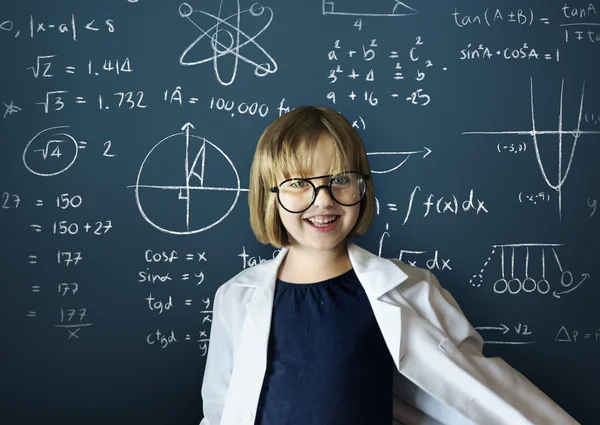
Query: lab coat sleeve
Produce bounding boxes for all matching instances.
[392,392,447,425]
[423,270,579,425]
[199,285,233,425]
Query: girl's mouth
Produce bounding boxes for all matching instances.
[304,215,339,232]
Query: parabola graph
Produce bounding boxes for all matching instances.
[133,123,246,235]
[463,78,600,220]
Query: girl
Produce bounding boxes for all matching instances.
[199,106,578,425]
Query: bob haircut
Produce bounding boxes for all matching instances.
[249,106,375,248]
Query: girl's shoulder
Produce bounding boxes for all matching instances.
[215,256,280,301]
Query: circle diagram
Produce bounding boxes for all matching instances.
[23,126,78,177]
[134,128,241,235]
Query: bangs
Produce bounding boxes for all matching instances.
[268,131,353,185]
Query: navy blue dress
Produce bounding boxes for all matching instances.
[254,268,395,425]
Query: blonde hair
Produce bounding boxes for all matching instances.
[249,106,375,248]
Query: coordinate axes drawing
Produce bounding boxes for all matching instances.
[130,123,247,235]
[322,0,417,17]
[470,243,590,299]
[179,0,278,86]
[463,77,600,220]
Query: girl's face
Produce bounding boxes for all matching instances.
[276,133,361,253]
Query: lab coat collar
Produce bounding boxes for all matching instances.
[232,242,409,300]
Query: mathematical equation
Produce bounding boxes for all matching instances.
[377,228,453,272]
[452,3,600,45]
[384,187,490,225]
[25,248,91,340]
[325,36,443,108]
[0,14,115,40]
[556,325,600,343]
[475,323,600,345]
[27,55,134,78]
[139,249,212,354]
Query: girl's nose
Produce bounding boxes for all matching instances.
[313,184,334,208]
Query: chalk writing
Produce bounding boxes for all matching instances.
[130,123,247,234]
[179,1,277,86]
[2,100,21,118]
[326,36,443,107]
[475,323,536,345]
[470,243,590,298]
[556,325,600,343]
[459,43,559,62]
[463,78,600,220]
[322,0,417,17]
[399,187,489,224]
[0,14,115,40]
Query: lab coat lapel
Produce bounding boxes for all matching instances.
[222,250,284,424]
[347,243,410,371]
[348,244,477,423]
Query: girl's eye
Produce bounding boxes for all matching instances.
[331,175,349,185]
[289,180,307,188]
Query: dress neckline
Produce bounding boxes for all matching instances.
[276,268,355,287]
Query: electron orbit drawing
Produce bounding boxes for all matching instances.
[322,0,418,17]
[22,125,83,177]
[463,78,600,220]
[131,123,247,235]
[178,0,278,86]
[470,243,590,299]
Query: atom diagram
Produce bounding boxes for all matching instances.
[178,1,278,86]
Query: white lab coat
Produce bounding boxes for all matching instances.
[199,243,578,425]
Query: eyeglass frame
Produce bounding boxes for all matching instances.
[269,171,370,213]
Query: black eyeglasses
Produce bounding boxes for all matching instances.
[269,171,369,213]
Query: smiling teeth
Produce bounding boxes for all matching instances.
[307,216,337,224]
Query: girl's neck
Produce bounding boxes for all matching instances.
[277,242,352,284]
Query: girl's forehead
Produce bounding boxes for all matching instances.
[272,132,352,180]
